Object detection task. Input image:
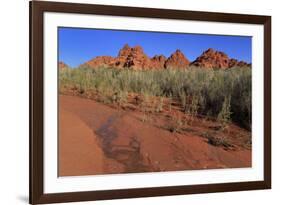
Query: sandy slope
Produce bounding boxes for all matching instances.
[59,95,251,176]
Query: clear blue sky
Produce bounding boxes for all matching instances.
[58,27,252,68]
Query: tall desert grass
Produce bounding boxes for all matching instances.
[59,65,251,130]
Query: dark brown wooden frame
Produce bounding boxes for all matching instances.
[30,1,271,204]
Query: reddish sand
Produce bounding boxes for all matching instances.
[59,95,251,176]
[59,108,104,176]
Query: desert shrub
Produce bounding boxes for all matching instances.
[217,95,232,130]
[179,90,187,111]
[113,90,128,106]
[185,95,200,124]
[155,97,164,113]
[59,66,251,129]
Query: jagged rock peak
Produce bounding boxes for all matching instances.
[191,48,230,69]
[165,49,190,69]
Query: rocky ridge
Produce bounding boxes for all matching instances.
[191,48,251,69]
[80,44,251,70]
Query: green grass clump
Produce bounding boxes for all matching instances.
[59,66,251,130]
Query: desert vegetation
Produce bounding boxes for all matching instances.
[59,65,251,130]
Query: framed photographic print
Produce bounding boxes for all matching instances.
[30,1,271,204]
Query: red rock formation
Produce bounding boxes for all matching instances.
[191,48,230,69]
[59,61,69,70]
[228,58,238,68]
[86,44,157,70]
[191,48,251,69]
[82,45,250,71]
[237,61,251,67]
[151,55,167,69]
[228,58,251,68]
[164,49,190,69]
[84,56,116,68]
[117,45,152,70]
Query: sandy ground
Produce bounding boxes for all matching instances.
[59,95,251,176]
[59,107,104,176]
